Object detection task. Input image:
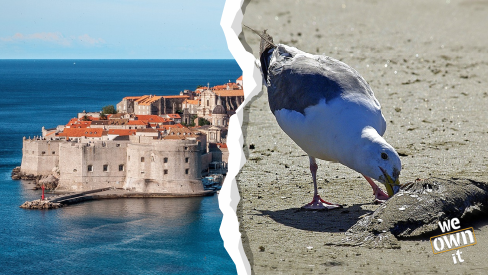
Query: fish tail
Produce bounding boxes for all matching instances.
[243,25,276,82]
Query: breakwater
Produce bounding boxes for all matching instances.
[20,187,215,209]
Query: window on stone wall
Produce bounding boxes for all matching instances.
[164,157,168,163]
[42,151,46,155]
[185,157,189,163]
[103,165,108,172]
[88,165,93,172]
[151,156,155,162]
[52,151,55,154]
[164,170,168,175]
[119,164,124,171]
[185,169,189,174]
[141,157,145,162]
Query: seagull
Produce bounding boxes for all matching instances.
[245,25,402,210]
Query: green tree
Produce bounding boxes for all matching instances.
[189,115,197,127]
[99,113,107,120]
[81,115,91,121]
[101,105,117,115]
[198,117,211,126]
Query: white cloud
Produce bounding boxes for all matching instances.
[77,34,105,45]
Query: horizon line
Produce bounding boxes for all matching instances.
[0,58,237,60]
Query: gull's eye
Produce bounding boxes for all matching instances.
[381,152,388,160]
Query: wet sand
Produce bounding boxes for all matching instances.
[237,0,488,273]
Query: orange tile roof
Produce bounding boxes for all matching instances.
[110,113,125,119]
[135,95,162,106]
[159,124,185,130]
[66,119,92,128]
[214,89,244,97]
[212,83,240,90]
[127,120,148,125]
[107,129,137,136]
[212,84,228,90]
[183,99,199,105]
[162,135,186,140]
[216,143,228,148]
[135,115,167,123]
[57,128,103,138]
[167,114,181,119]
[162,95,190,99]
[124,96,143,100]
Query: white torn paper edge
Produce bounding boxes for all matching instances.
[220,0,262,274]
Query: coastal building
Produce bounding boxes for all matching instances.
[161,95,189,114]
[116,96,140,114]
[211,96,229,127]
[236,75,243,86]
[197,88,243,118]
[21,75,243,194]
[77,111,101,120]
[21,134,208,194]
[181,99,200,115]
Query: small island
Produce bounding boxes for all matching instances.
[13,76,244,207]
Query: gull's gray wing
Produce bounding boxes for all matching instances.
[266,44,377,114]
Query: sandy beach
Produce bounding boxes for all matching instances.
[237,0,488,273]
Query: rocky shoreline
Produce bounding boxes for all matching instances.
[20,199,63,209]
[11,166,59,190]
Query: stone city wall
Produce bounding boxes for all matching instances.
[20,138,62,176]
[20,135,206,194]
[57,141,129,191]
[124,138,203,193]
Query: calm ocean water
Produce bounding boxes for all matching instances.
[0,60,240,274]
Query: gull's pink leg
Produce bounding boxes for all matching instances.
[301,156,342,210]
[362,174,389,203]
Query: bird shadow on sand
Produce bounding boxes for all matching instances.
[257,204,373,233]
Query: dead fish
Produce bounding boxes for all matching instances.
[340,177,488,249]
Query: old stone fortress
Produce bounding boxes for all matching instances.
[19,76,243,194]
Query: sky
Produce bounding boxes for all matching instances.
[0,0,233,59]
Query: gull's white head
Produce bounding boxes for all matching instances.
[355,127,402,196]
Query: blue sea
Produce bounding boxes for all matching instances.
[0,60,240,274]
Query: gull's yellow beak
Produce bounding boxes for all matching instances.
[380,167,401,197]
